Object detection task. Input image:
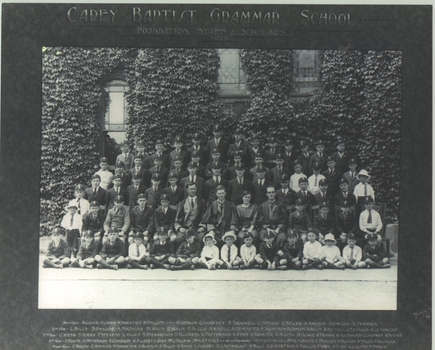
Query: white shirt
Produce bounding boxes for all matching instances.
[359,209,382,234]
[200,245,220,264]
[220,244,239,264]
[303,240,322,260]
[69,198,90,216]
[128,243,148,260]
[320,245,342,263]
[308,173,326,194]
[342,245,363,262]
[61,212,83,232]
[290,173,307,192]
[353,182,375,203]
[240,244,257,263]
[95,170,113,190]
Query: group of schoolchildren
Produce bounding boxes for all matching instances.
[43,125,391,271]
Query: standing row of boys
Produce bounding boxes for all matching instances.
[44,125,389,270]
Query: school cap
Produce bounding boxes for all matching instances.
[91,174,101,180]
[264,231,275,239]
[294,198,305,205]
[299,140,308,148]
[112,175,122,181]
[284,137,294,145]
[243,232,254,240]
[185,229,196,237]
[319,202,329,209]
[114,195,124,203]
[340,200,351,207]
[151,174,161,181]
[115,161,124,168]
[52,228,64,236]
[326,156,334,163]
[134,154,143,160]
[254,152,264,158]
[234,150,244,158]
[192,133,201,140]
[366,233,377,241]
[211,162,223,169]
[186,162,197,169]
[298,177,308,184]
[137,194,146,200]
[364,197,374,204]
[280,174,290,182]
[90,201,100,207]
[274,153,284,160]
[191,151,200,157]
[99,157,109,163]
[157,227,168,235]
[134,232,144,239]
[213,124,222,132]
[324,233,336,243]
[235,163,245,170]
[136,141,145,147]
[335,139,345,147]
[318,179,327,186]
[347,233,356,240]
[256,165,267,173]
[339,178,347,185]
[269,136,278,143]
[153,156,163,161]
[314,140,324,147]
[173,135,183,143]
[287,231,297,238]
[211,148,220,155]
[348,158,357,165]
[74,184,85,192]
[160,194,170,202]
[155,139,164,145]
[173,155,183,163]
[168,172,178,179]
[83,230,94,238]
[222,231,237,241]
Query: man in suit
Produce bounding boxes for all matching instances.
[85,174,107,211]
[257,185,287,246]
[252,165,271,204]
[82,201,105,247]
[204,163,228,203]
[225,151,247,181]
[201,185,238,246]
[226,164,254,205]
[322,156,342,197]
[179,162,205,200]
[115,141,134,171]
[174,182,206,247]
[276,174,296,209]
[206,124,229,164]
[128,154,148,185]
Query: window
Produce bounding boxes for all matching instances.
[217,49,249,96]
[104,79,129,143]
[293,50,319,82]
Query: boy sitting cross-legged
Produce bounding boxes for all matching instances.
[168,229,200,271]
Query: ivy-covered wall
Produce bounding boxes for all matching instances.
[41,48,401,234]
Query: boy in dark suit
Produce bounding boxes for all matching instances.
[206,124,229,164]
[147,228,175,270]
[252,165,271,204]
[287,198,312,243]
[104,195,130,245]
[180,162,205,200]
[190,151,206,179]
[247,135,263,169]
[129,193,154,247]
[115,141,134,171]
[295,177,316,212]
[153,194,176,244]
[82,201,105,247]
[145,174,163,209]
[128,154,148,185]
[95,229,125,270]
[283,137,299,173]
[331,138,349,175]
[296,140,311,176]
[308,140,326,175]
[150,139,169,170]
[169,135,188,171]
[42,228,70,269]
[147,156,168,189]
[314,179,334,208]
[335,179,357,208]
[187,132,208,167]
[279,231,303,270]
[255,231,280,270]
[168,229,200,270]
[204,163,228,203]
[322,156,341,197]
[85,174,107,211]
[109,162,129,190]
[71,230,98,269]
[127,174,147,208]
[205,148,227,179]
[342,158,359,193]
[270,153,289,189]
[105,175,129,212]
[264,136,280,169]
[169,156,188,185]
[132,140,152,170]
[226,164,254,205]
[228,129,248,166]
[335,200,358,252]
[313,202,335,243]
[276,174,296,209]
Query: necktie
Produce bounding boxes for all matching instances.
[70,213,74,227]
[77,200,80,212]
[191,198,195,210]
[350,247,354,260]
[136,168,140,174]
[227,246,231,263]
[190,176,194,183]
[157,167,160,173]
[314,175,318,186]
[93,188,97,196]
[136,244,140,257]
[364,184,367,196]
[214,176,218,183]
[218,202,223,213]
[368,210,372,224]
